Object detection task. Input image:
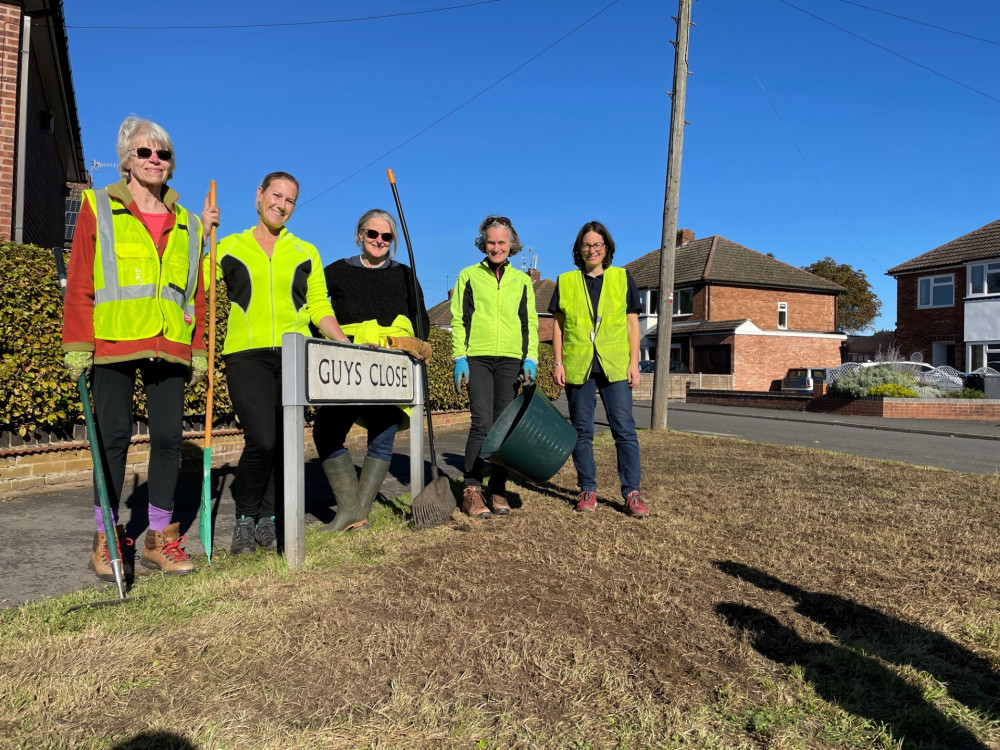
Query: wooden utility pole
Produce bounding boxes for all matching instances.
[650,0,692,431]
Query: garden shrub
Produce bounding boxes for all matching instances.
[868,383,918,398]
[828,365,917,398]
[947,387,986,399]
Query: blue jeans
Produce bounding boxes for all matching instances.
[312,404,400,463]
[565,374,640,498]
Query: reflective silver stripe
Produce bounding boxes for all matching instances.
[93,189,121,301]
[96,284,157,303]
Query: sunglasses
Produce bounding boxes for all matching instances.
[134,147,172,161]
[364,229,393,242]
[487,216,511,227]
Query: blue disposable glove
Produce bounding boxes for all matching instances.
[454,356,469,394]
[519,358,537,386]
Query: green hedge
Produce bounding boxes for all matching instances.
[0,242,559,436]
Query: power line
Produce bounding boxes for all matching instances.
[298,0,624,209]
[778,0,1000,106]
[67,0,501,30]
[833,0,1000,47]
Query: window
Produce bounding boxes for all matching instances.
[644,289,659,315]
[969,343,1000,371]
[917,274,954,308]
[968,261,1000,296]
[777,301,787,330]
[672,288,693,317]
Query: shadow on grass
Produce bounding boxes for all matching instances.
[717,603,988,749]
[110,730,199,750]
[716,561,1000,744]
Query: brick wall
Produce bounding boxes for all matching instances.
[0,4,22,240]
[732,334,843,391]
[710,286,836,332]
[894,270,965,369]
[0,411,472,496]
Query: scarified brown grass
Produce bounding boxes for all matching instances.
[2,431,999,749]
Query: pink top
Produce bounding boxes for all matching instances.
[141,211,169,251]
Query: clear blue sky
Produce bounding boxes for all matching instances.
[63,0,1000,332]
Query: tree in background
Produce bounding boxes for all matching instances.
[804,257,881,334]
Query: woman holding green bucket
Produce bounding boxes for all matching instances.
[549,221,648,517]
[451,215,539,519]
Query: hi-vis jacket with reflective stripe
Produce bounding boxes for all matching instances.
[62,179,207,366]
[557,266,630,384]
[450,259,538,361]
[206,227,336,356]
[87,188,201,343]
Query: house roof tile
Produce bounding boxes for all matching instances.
[625,236,845,294]
[886,218,1000,275]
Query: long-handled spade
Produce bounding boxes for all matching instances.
[386,169,456,529]
[54,247,129,611]
[199,181,218,563]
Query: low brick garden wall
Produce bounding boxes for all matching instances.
[0,410,472,497]
[686,388,1000,421]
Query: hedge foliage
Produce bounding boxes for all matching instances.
[829,365,919,399]
[0,242,559,435]
[867,383,918,398]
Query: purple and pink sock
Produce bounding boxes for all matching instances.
[94,506,120,534]
[147,505,172,533]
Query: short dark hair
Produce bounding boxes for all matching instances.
[571,220,615,270]
[474,214,523,256]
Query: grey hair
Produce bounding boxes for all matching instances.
[116,116,175,181]
[474,214,522,256]
[354,208,400,259]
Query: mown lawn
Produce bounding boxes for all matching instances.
[1,430,999,749]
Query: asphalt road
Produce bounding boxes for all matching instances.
[654,403,1000,475]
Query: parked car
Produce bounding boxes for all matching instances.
[637,360,690,374]
[781,367,829,394]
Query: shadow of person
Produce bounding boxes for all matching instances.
[110,730,199,750]
[714,561,1000,724]
[717,603,989,749]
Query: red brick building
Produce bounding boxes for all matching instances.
[0,0,86,248]
[625,231,846,391]
[887,219,1000,372]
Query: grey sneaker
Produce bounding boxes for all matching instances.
[255,516,277,550]
[231,516,256,555]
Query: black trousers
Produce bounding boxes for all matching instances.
[91,358,187,511]
[226,350,283,520]
[463,356,521,491]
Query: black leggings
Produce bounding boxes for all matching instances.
[463,356,521,491]
[225,350,284,519]
[91,359,186,511]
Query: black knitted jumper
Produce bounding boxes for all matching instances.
[323,258,430,338]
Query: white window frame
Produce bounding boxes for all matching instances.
[967,261,1000,297]
[968,342,1000,371]
[917,274,954,308]
[777,301,788,330]
[672,287,693,317]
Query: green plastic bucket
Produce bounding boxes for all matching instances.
[480,385,577,483]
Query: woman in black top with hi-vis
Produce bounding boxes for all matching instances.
[312,208,431,532]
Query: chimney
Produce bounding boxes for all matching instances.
[528,268,541,283]
[447,288,453,300]
[676,228,695,246]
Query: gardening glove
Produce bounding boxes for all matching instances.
[518,358,537,386]
[386,335,433,362]
[188,356,208,386]
[64,351,93,382]
[454,356,469,394]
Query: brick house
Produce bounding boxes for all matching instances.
[625,230,846,391]
[886,219,1000,372]
[428,268,557,344]
[0,0,87,248]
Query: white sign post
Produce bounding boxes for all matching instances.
[281,332,423,567]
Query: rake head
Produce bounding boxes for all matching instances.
[411,476,456,530]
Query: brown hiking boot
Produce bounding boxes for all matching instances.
[89,525,133,582]
[140,522,196,575]
[462,485,491,519]
[488,493,510,515]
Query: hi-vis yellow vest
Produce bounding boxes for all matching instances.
[87,188,201,343]
[558,266,630,384]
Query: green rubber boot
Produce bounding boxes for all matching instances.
[322,452,365,532]
[357,456,391,526]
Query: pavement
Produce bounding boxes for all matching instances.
[2,396,997,609]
